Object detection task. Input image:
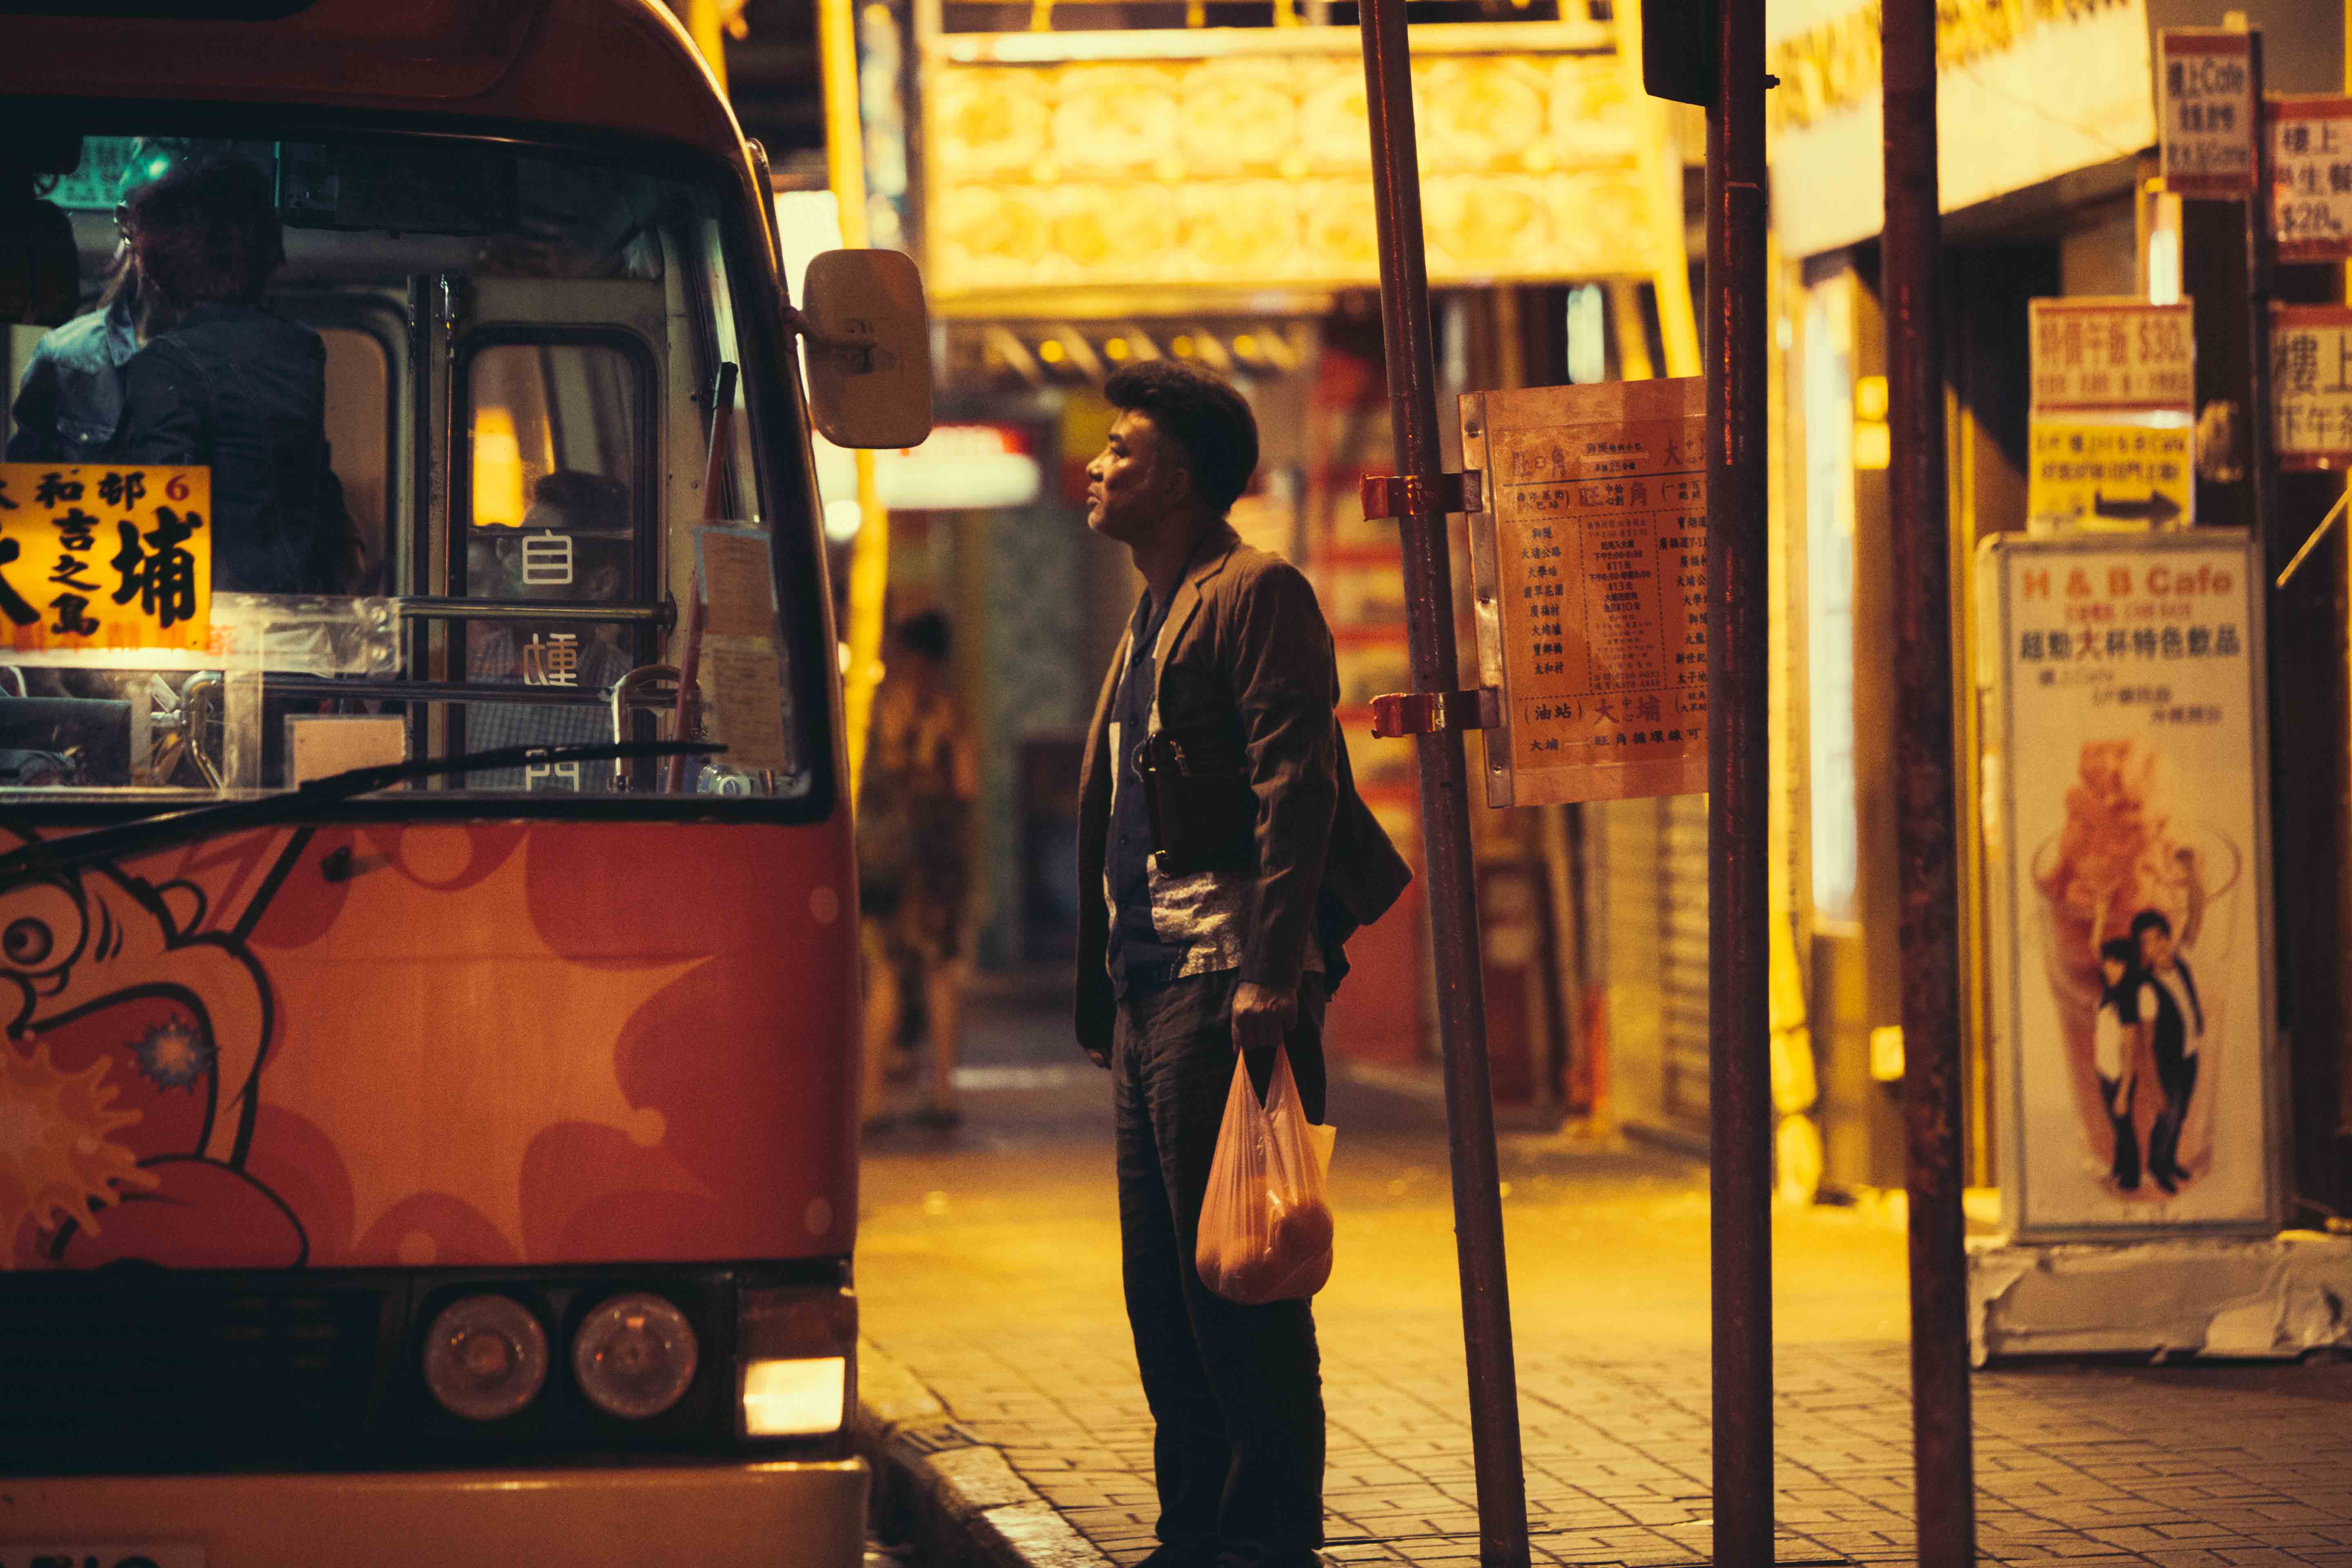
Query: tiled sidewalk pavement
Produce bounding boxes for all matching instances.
[868,1322,2352,1567]
[858,1010,2352,1568]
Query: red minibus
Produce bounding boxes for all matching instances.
[0,2,926,1561]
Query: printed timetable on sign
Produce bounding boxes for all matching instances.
[1461,376,1708,807]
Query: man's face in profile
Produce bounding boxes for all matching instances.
[2139,922,2175,972]
[1085,410,1185,547]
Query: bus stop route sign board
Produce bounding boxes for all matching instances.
[2027,299,2195,533]
[2271,96,2352,262]
[2161,29,2256,199]
[2271,303,2352,468]
[0,463,213,653]
[1460,376,1708,808]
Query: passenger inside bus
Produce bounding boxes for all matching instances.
[108,156,359,595]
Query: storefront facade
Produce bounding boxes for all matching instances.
[1753,0,2352,1232]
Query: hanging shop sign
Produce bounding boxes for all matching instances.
[2270,97,2352,262]
[0,464,212,653]
[2159,28,2256,199]
[2270,303,2352,469]
[2027,299,2195,532]
[1460,375,1707,807]
[1982,530,2281,1239]
[919,21,1667,306]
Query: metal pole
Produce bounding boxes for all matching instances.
[2245,31,2278,560]
[1881,0,1977,1561]
[1353,1,1532,1563]
[1705,0,1772,1555]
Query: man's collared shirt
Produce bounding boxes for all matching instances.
[1102,585,1323,1002]
[1105,590,1179,997]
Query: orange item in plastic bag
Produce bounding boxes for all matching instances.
[1195,1045,1337,1305]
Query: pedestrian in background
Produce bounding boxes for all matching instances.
[1075,360,1409,1568]
[858,610,977,1133]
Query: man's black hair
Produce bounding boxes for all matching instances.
[897,609,951,664]
[124,154,283,313]
[2129,908,2173,940]
[1102,360,1259,517]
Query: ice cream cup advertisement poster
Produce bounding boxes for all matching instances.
[1983,530,2282,1239]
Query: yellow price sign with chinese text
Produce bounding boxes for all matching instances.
[2026,422,2192,533]
[0,463,212,651]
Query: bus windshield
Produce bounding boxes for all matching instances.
[1,129,817,807]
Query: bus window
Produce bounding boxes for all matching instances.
[454,340,652,792]
[0,131,823,811]
[316,325,390,591]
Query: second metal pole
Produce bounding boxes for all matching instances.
[1706,0,1773,1555]
[1354,0,1532,1562]
[1881,0,1978,1560]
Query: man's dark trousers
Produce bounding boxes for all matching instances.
[1113,968,1327,1568]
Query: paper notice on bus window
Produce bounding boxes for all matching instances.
[698,528,779,639]
[285,714,408,787]
[0,463,212,652]
[706,642,791,772]
[1459,376,1708,808]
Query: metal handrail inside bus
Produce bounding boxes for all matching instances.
[395,597,678,630]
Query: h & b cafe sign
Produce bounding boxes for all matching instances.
[1983,531,2281,1238]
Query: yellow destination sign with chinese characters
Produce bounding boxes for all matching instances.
[2026,423,2192,532]
[0,464,213,652]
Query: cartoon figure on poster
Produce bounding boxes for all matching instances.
[2032,738,2239,1201]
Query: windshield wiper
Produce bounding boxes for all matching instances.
[0,740,724,891]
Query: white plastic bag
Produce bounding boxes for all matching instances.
[1195,1045,1337,1305]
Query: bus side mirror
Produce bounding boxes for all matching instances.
[799,249,933,450]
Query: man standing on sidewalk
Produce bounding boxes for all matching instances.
[1075,361,1410,1568]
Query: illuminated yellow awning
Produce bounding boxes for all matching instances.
[920,19,1683,312]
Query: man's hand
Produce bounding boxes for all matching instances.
[1231,980,1298,1056]
[1086,1047,1109,1070]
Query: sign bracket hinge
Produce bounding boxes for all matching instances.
[1369,688,1501,739]
[1361,470,1483,520]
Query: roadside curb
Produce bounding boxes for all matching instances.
[855,1340,1114,1568]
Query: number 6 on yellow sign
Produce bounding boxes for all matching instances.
[0,463,213,653]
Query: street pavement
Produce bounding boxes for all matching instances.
[855,980,2352,1568]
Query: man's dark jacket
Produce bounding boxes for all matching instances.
[111,304,349,595]
[1076,525,1410,1057]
